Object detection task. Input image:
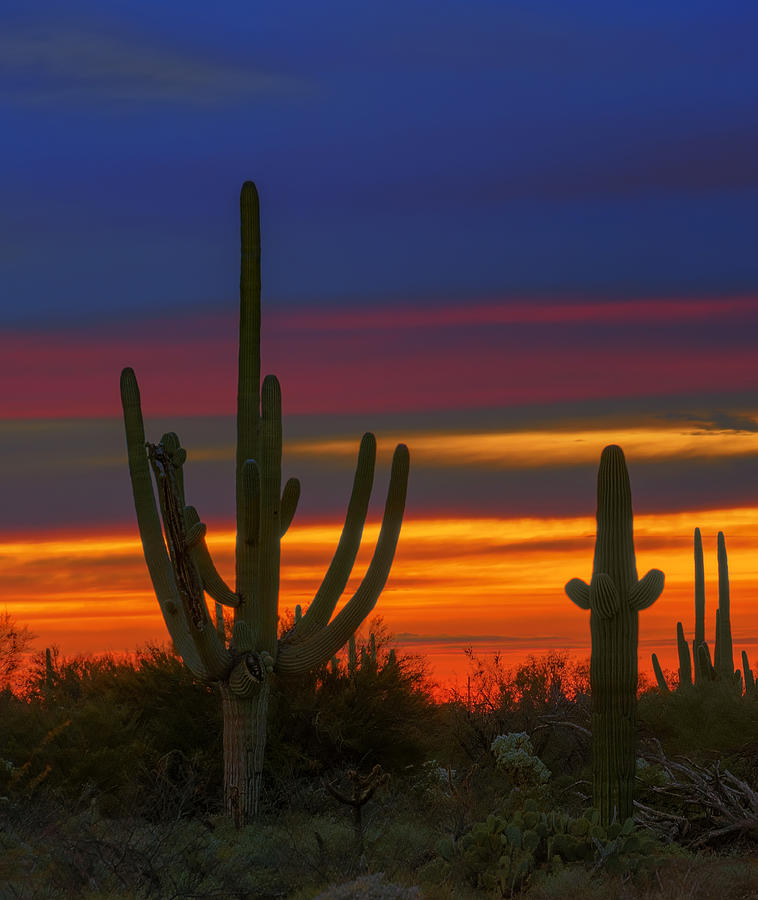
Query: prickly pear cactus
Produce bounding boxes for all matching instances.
[565,446,664,824]
[438,798,657,894]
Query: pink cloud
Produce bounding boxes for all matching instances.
[2,295,756,417]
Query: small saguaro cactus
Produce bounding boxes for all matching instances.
[120,182,409,824]
[565,445,664,825]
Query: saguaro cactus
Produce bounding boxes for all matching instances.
[120,182,409,823]
[655,529,738,691]
[565,445,664,824]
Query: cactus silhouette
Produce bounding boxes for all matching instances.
[120,182,409,823]
[655,529,740,692]
[565,445,664,824]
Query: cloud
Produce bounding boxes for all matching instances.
[394,633,571,646]
[0,27,309,106]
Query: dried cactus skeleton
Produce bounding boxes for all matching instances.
[120,182,409,823]
[565,445,665,825]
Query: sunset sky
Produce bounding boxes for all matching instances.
[2,2,758,688]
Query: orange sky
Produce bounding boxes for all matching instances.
[5,505,758,689]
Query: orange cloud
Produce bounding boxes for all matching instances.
[4,508,758,688]
[289,424,758,468]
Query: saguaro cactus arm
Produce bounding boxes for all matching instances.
[676,621,693,688]
[565,578,590,610]
[276,442,409,675]
[630,569,665,610]
[651,653,669,692]
[716,531,734,677]
[183,507,240,608]
[280,477,301,536]
[290,432,376,640]
[120,368,232,681]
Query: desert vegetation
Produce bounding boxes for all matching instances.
[2,619,758,899]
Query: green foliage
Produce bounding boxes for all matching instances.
[1,645,220,816]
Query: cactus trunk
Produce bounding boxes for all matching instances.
[565,446,664,824]
[221,683,269,824]
[121,182,409,823]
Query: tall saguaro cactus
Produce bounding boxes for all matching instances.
[120,182,409,823]
[565,445,664,824]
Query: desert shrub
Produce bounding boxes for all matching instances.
[638,681,758,766]
[3,645,221,817]
[266,625,441,780]
[439,652,591,776]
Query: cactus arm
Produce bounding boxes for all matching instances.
[565,578,591,610]
[183,507,240,608]
[255,375,283,656]
[120,368,211,679]
[742,651,755,694]
[236,182,261,591]
[715,608,721,673]
[147,444,232,680]
[693,527,705,683]
[676,621,692,687]
[694,528,705,647]
[651,653,669,692]
[629,569,665,611]
[590,573,620,618]
[717,531,734,677]
[698,642,716,681]
[276,443,409,675]
[280,477,300,537]
[292,433,376,640]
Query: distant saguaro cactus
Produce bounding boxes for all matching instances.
[654,529,741,692]
[120,182,409,824]
[565,445,664,824]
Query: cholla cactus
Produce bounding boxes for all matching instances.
[491,732,550,786]
[120,182,409,823]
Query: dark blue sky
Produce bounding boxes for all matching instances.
[2,1,757,326]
